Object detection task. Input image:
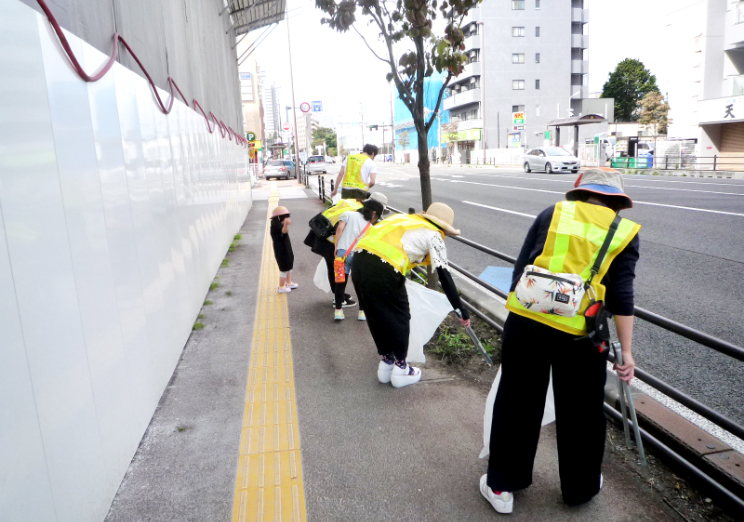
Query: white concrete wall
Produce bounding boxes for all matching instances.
[0,2,252,521]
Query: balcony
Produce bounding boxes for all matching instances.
[459,61,481,80]
[571,8,589,23]
[443,88,481,111]
[464,34,481,51]
[450,118,483,132]
[571,60,589,75]
[571,34,588,49]
[725,3,744,50]
[463,7,480,24]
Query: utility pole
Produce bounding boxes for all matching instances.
[286,16,300,159]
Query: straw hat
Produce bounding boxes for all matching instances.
[566,168,633,209]
[421,202,460,236]
[271,206,290,218]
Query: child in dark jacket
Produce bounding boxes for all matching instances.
[270,206,297,293]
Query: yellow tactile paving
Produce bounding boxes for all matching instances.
[232,182,307,522]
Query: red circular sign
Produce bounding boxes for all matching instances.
[300,102,311,113]
[282,122,291,131]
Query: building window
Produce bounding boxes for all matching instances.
[535,79,541,89]
[536,105,541,116]
[512,27,525,37]
[512,53,525,64]
[512,80,525,90]
[535,53,541,63]
[512,105,525,113]
[536,0,541,8]
[737,1,744,23]
[535,26,541,37]
[512,0,525,9]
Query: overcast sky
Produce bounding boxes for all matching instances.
[252,0,681,129]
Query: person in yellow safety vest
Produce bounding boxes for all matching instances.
[331,144,378,200]
[480,169,641,515]
[303,192,387,307]
[351,203,471,389]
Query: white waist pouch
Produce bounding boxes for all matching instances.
[514,265,585,317]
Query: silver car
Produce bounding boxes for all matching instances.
[306,155,327,174]
[523,147,580,174]
[264,159,296,180]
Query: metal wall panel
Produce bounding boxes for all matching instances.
[0,1,252,520]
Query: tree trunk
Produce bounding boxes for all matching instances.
[417,129,432,211]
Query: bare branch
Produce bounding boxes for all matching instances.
[351,24,391,65]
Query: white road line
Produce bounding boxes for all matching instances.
[463,201,537,218]
[438,179,744,217]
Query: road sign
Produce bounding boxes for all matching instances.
[312,101,323,112]
[282,122,291,132]
[247,132,256,141]
[300,102,311,113]
[512,112,525,125]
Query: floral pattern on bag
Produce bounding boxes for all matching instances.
[514,265,585,318]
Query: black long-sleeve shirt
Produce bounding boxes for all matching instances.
[510,204,640,316]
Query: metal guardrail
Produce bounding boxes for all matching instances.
[612,154,744,172]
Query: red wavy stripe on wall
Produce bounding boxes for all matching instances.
[35,0,247,147]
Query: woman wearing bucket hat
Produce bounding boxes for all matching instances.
[351,202,471,388]
[480,169,641,514]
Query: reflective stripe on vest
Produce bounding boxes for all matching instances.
[321,199,363,242]
[342,154,369,190]
[506,201,641,336]
[355,214,443,275]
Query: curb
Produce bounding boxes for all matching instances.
[619,168,744,179]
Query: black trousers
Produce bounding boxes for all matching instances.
[351,251,410,361]
[487,313,608,505]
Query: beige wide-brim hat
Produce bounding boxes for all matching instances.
[271,206,289,218]
[421,202,460,236]
[365,192,388,207]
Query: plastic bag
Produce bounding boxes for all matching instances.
[313,258,331,293]
[479,367,556,459]
[405,279,452,364]
[331,193,341,205]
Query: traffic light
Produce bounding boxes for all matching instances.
[369,124,379,131]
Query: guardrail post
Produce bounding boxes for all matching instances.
[319,176,323,200]
[665,155,668,170]
[713,155,717,171]
[330,179,334,194]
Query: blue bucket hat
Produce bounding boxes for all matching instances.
[565,168,633,209]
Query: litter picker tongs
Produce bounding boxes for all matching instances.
[455,310,493,366]
[611,341,647,466]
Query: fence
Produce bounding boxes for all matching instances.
[311,176,744,512]
[613,155,744,172]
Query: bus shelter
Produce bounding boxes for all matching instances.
[547,114,607,158]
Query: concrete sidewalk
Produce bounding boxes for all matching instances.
[105,180,680,521]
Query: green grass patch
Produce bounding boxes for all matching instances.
[204,300,213,306]
[234,233,242,240]
[226,291,233,296]
[430,324,497,364]
[209,282,220,291]
[228,242,237,252]
[192,322,205,331]
[221,258,230,267]
[198,314,205,319]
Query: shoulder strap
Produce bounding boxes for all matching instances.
[585,214,622,290]
[342,222,372,260]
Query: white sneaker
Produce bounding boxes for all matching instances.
[378,361,393,383]
[479,474,513,514]
[334,309,345,321]
[277,286,291,294]
[286,282,299,289]
[600,474,603,490]
[390,363,422,388]
[358,310,367,321]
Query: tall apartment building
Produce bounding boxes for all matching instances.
[297,112,319,155]
[443,0,590,161]
[262,76,281,145]
[666,0,744,165]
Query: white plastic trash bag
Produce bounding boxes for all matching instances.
[331,193,341,205]
[405,279,452,364]
[313,258,331,293]
[479,367,556,459]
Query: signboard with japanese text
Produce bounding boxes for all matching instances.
[698,95,744,124]
[512,112,525,125]
[239,72,253,101]
[508,133,521,148]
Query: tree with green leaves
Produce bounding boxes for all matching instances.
[312,127,337,151]
[638,91,672,136]
[601,59,659,122]
[315,0,481,210]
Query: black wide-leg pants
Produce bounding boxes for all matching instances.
[487,312,608,505]
[351,251,410,361]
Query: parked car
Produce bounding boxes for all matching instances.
[523,147,580,174]
[307,155,327,174]
[264,159,296,180]
[325,156,336,164]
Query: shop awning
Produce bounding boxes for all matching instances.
[228,0,286,35]
[547,114,607,127]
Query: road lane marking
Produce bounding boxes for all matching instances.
[463,201,537,218]
[231,181,307,522]
[436,179,744,217]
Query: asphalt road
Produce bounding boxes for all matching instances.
[319,163,744,426]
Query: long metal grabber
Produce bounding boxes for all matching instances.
[634,307,744,363]
[612,342,646,466]
[455,310,493,366]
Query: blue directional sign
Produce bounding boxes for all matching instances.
[312,101,323,112]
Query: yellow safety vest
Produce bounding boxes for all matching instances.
[506,201,641,336]
[355,214,443,275]
[342,154,370,190]
[321,199,363,242]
